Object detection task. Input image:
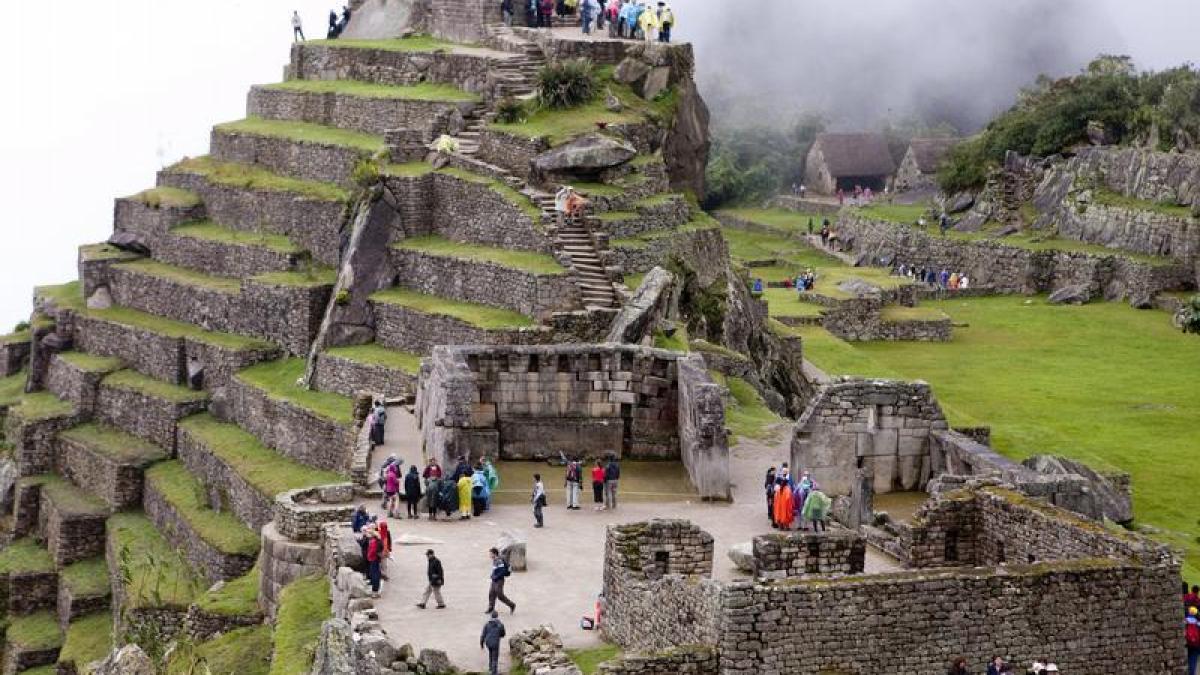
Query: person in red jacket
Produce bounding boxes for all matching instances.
[590,460,606,511]
[365,525,384,597]
[538,0,554,27]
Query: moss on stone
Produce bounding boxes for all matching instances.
[58,613,113,672]
[61,557,111,599]
[58,423,167,467]
[145,460,261,557]
[128,186,202,209]
[0,329,31,345]
[6,611,62,651]
[55,351,124,374]
[370,287,536,330]
[0,538,53,575]
[709,372,783,442]
[172,220,304,255]
[102,369,211,405]
[235,359,354,424]
[265,78,479,103]
[688,339,749,362]
[568,644,622,674]
[178,414,345,498]
[114,259,243,295]
[394,234,565,275]
[168,156,350,202]
[193,564,262,617]
[325,344,423,374]
[215,116,385,153]
[107,511,203,609]
[269,574,330,675]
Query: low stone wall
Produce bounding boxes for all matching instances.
[184,603,264,642]
[6,408,81,478]
[257,522,324,619]
[143,477,256,584]
[605,197,693,239]
[273,484,356,542]
[290,42,495,97]
[475,130,550,179]
[106,529,190,647]
[176,425,275,534]
[107,264,241,334]
[676,356,730,500]
[1,640,59,674]
[56,434,153,511]
[248,85,476,136]
[10,480,45,539]
[113,195,206,241]
[158,170,349,267]
[45,354,111,416]
[0,339,30,378]
[154,228,303,279]
[766,194,842,216]
[38,491,106,567]
[57,580,109,629]
[611,227,726,281]
[390,248,582,318]
[310,352,417,400]
[96,380,208,453]
[224,376,355,472]
[509,626,582,675]
[876,316,952,341]
[210,127,369,187]
[427,172,551,253]
[751,531,866,579]
[513,27,633,65]
[372,301,553,354]
[0,569,57,616]
[596,646,719,675]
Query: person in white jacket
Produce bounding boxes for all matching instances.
[292,11,305,42]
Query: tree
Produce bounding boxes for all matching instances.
[1176,295,1200,335]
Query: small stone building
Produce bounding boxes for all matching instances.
[804,132,896,195]
[893,137,959,192]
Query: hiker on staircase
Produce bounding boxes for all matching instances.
[554,186,590,223]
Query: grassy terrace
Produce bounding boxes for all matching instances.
[40,475,108,517]
[395,235,565,275]
[853,203,931,224]
[173,220,304,254]
[269,574,330,675]
[384,161,435,179]
[194,565,261,617]
[216,116,385,153]
[8,391,74,422]
[55,351,123,373]
[58,613,112,672]
[436,167,544,220]
[0,537,54,575]
[881,305,949,322]
[253,267,338,288]
[307,34,459,52]
[61,557,111,598]
[103,369,211,405]
[79,243,137,262]
[179,414,345,497]
[325,343,423,374]
[760,288,825,319]
[146,461,260,557]
[236,358,354,424]
[796,296,1200,581]
[0,329,30,345]
[1092,188,1195,219]
[265,78,479,103]
[722,228,841,269]
[169,625,273,675]
[58,423,168,466]
[0,370,27,408]
[127,186,202,209]
[7,611,62,651]
[718,207,825,234]
[108,512,204,607]
[710,372,784,442]
[114,259,242,294]
[371,287,536,330]
[609,216,720,250]
[167,156,350,202]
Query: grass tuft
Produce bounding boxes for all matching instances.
[710,372,784,442]
[58,423,168,467]
[168,625,273,675]
[308,34,458,53]
[128,186,202,209]
[108,511,204,608]
[0,370,27,408]
[146,461,261,557]
[61,557,112,598]
[55,351,124,374]
[194,565,262,617]
[115,259,242,294]
[9,392,75,422]
[40,475,108,517]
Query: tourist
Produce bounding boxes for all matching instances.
[606,0,621,36]
[939,213,950,236]
[376,519,393,581]
[341,4,352,27]
[802,484,830,532]
[538,0,554,28]
[404,465,423,519]
[628,1,645,38]
[564,459,583,510]
[501,0,514,26]
[456,472,473,520]
[426,477,443,521]
[1185,584,1200,609]
[327,9,339,38]
[384,461,401,518]
[638,2,658,40]
[764,466,776,524]
[292,11,305,41]
[365,525,384,597]
[452,456,472,482]
[987,656,1007,675]
[591,460,606,510]
[604,455,621,511]
[351,504,370,533]
[655,2,674,42]
[960,274,970,290]
[752,278,764,296]
[939,269,950,288]
[949,271,960,290]
[595,0,607,31]
[772,481,794,530]
[795,471,813,528]
[480,611,507,675]
[487,548,517,614]
[378,454,399,507]
[470,464,489,516]
[947,657,969,675]
[417,549,446,609]
[580,0,599,34]
[532,473,547,527]
[1187,606,1200,675]
[527,0,539,27]
[484,458,500,510]
[800,183,807,198]
[372,400,388,445]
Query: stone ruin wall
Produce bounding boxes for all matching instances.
[417,344,731,499]
[750,530,866,579]
[820,298,952,342]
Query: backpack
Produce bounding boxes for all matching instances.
[1187,620,1200,649]
[502,561,512,577]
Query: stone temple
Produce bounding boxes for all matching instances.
[0,0,1191,674]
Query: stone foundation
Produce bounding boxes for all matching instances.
[142,478,256,584]
[751,530,866,579]
[257,522,324,619]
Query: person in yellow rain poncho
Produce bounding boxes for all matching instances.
[457,472,473,520]
[637,1,658,42]
[655,2,674,42]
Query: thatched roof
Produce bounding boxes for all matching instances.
[812,133,896,177]
[907,138,960,173]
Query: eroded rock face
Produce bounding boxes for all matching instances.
[310,619,357,675]
[1048,284,1089,305]
[89,645,155,675]
[1023,455,1133,524]
[533,133,637,175]
[727,542,754,573]
[664,79,711,199]
[606,266,675,344]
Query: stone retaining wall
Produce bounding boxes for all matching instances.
[240,277,333,357]
[142,477,256,584]
[390,249,581,318]
[427,172,550,252]
[45,355,111,416]
[604,198,692,239]
[38,492,106,567]
[106,529,190,646]
[290,43,495,97]
[176,425,275,534]
[248,86,476,136]
[153,229,303,279]
[0,570,57,616]
[257,522,324,619]
[96,381,207,453]
[372,301,553,354]
[158,170,349,267]
[113,195,206,241]
[108,264,241,334]
[476,130,549,179]
[184,603,264,642]
[210,128,368,187]
[224,376,355,472]
[2,640,59,674]
[6,409,81,478]
[56,435,152,511]
[57,581,109,630]
[596,646,719,675]
[751,531,866,578]
[310,352,417,400]
[514,27,632,65]
[0,339,29,378]
[676,356,730,500]
[611,228,726,281]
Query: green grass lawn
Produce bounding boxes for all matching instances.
[718,208,825,234]
[623,272,646,290]
[61,557,111,598]
[58,613,112,671]
[269,574,330,675]
[178,414,345,498]
[0,538,54,575]
[395,234,564,275]
[115,259,242,294]
[653,325,689,351]
[710,372,785,442]
[797,296,1200,580]
[308,34,459,52]
[761,288,825,319]
[146,461,261,557]
[127,186,201,209]
[325,343,423,373]
[173,220,304,254]
[40,475,108,517]
[167,156,350,202]
[880,305,949,322]
[435,167,543,220]
[371,287,536,330]
[108,511,204,608]
[215,116,385,153]
[1092,188,1195,219]
[264,79,479,103]
[103,369,211,405]
[568,645,622,674]
[6,611,62,650]
[384,161,435,178]
[54,351,123,374]
[721,228,841,269]
[854,203,931,224]
[236,358,354,424]
[0,370,27,408]
[169,625,273,675]
[8,392,74,422]
[193,564,262,617]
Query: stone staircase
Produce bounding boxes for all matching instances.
[554,214,618,308]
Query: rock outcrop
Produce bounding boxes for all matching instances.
[606,266,674,344]
[533,133,637,175]
[1022,454,1133,524]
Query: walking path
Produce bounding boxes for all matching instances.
[362,411,900,672]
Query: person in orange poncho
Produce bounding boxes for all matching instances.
[772,482,795,530]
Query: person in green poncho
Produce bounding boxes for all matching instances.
[801,485,831,532]
[484,458,500,510]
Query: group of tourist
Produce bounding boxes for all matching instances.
[894,263,972,290]
[837,184,880,206]
[764,464,831,531]
[290,7,351,41]
[1183,584,1200,675]
[948,655,1061,674]
[507,0,675,42]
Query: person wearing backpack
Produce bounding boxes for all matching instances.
[564,460,582,510]
[1186,606,1200,675]
[480,610,507,675]
[486,547,516,614]
[603,456,620,511]
[383,461,401,518]
[371,401,388,445]
[404,465,423,519]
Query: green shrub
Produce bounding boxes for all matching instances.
[536,58,597,110]
[12,321,29,333]
[495,96,527,124]
[351,159,382,188]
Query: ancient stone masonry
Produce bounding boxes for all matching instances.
[310,351,418,400]
[372,300,553,355]
[142,477,256,584]
[751,531,866,579]
[510,626,583,675]
[210,127,370,188]
[248,86,477,137]
[288,41,496,97]
[113,193,206,242]
[417,344,731,498]
[223,375,355,472]
[96,378,208,453]
[0,337,30,378]
[596,646,719,675]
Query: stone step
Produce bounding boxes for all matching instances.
[210,117,383,187]
[96,369,209,453]
[143,460,259,583]
[157,156,351,267]
[55,423,169,511]
[35,476,108,568]
[247,81,480,136]
[155,220,307,278]
[5,394,82,478]
[56,559,111,630]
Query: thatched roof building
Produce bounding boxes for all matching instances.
[894,138,960,191]
[804,133,897,194]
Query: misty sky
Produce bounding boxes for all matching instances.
[0,0,1197,329]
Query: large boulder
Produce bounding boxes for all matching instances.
[89,645,155,675]
[836,278,882,299]
[727,542,754,573]
[310,619,357,675]
[533,134,636,174]
[497,529,527,572]
[606,267,675,344]
[418,649,454,674]
[1048,284,1090,305]
[1022,454,1133,524]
